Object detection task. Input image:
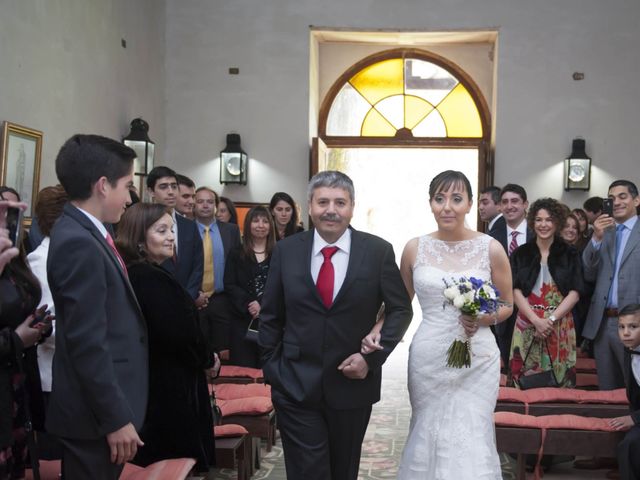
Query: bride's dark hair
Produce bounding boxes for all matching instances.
[429,170,473,201]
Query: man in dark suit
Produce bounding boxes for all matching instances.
[259,171,413,480]
[609,303,640,479]
[46,135,148,479]
[194,186,241,351]
[582,180,640,390]
[147,167,205,305]
[489,183,534,369]
[478,185,502,233]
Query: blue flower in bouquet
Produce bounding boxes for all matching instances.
[442,276,502,368]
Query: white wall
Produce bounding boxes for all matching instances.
[0,0,166,191]
[165,0,640,209]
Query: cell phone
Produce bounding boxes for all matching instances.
[602,198,614,217]
[30,309,51,328]
[6,206,23,247]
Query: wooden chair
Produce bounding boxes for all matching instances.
[26,458,197,480]
[214,425,252,480]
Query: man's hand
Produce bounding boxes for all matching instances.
[106,423,144,464]
[206,352,221,381]
[592,213,615,242]
[608,415,634,432]
[338,353,369,379]
[195,291,209,310]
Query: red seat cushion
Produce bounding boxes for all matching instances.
[120,458,196,480]
[214,383,272,399]
[498,387,529,403]
[219,365,264,379]
[494,411,617,432]
[576,357,597,372]
[215,424,249,438]
[219,396,273,416]
[576,372,599,387]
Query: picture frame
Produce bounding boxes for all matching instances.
[0,121,43,220]
[235,201,267,234]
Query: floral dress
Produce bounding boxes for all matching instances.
[508,263,577,388]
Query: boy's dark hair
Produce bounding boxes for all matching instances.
[583,196,603,214]
[500,183,528,203]
[480,186,501,204]
[176,174,195,189]
[619,303,640,317]
[56,134,136,201]
[147,166,178,190]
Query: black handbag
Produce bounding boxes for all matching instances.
[245,316,260,343]
[517,338,559,390]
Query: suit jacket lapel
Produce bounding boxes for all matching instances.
[65,204,143,316]
[300,231,325,305]
[620,218,640,268]
[332,227,366,307]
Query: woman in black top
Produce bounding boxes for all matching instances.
[224,206,276,367]
[116,203,217,471]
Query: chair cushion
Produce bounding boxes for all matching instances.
[494,411,617,432]
[498,387,529,403]
[219,365,264,379]
[120,458,196,480]
[219,396,273,416]
[213,383,272,399]
[575,357,597,372]
[214,424,249,438]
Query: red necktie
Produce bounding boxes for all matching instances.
[508,231,519,256]
[106,232,128,277]
[317,246,339,308]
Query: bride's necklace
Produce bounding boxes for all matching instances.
[253,249,266,254]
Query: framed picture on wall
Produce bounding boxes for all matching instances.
[0,121,43,220]
[235,201,267,235]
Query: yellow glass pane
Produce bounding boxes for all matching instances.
[350,59,404,105]
[404,95,434,130]
[436,83,482,137]
[361,108,397,137]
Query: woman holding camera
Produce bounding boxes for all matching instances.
[0,195,50,479]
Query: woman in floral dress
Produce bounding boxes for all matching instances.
[509,198,584,387]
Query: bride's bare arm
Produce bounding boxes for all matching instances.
[361,238,417,354]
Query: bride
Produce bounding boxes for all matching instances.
[363,170,513,479]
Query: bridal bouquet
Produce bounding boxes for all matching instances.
[443,276,501,368]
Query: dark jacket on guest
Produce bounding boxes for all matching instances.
[128,261,215,470]
[223,247,271,368]
[624,349,640,424]
[510,237,585,298]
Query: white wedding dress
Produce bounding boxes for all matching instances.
[397,234,502,480]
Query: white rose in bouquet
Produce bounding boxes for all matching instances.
[453,295,466,309]
[463,290,475,302]
[444,286,458,300]
[481,284,497,299]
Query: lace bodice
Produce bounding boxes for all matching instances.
[414,234,492,273]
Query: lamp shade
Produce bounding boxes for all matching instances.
[564,138,591,191]
[123,118,155,176]
[220,134,247,185]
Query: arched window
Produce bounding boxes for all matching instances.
[318,48,490,145]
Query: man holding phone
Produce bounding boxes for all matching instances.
[582,180,640,391]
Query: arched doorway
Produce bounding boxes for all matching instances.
[312,48,491,253]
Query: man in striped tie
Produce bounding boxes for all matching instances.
[489,183,533,369]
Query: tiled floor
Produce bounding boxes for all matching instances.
[210,313,614,479]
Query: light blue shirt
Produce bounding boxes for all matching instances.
[591,215,638,307]
[197,220,225,293]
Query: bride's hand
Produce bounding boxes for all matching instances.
[361,332,383,354]
[459,314,479,337]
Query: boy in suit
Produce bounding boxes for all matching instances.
[610,303,640,480]
[46,135,148,479]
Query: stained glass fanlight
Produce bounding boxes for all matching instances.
[326,58,483,138]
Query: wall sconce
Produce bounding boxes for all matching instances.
[123,118,155,175]
[564,138,591,191]
[220,133,247,185]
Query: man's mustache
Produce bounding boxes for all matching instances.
[320,214,341,222]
